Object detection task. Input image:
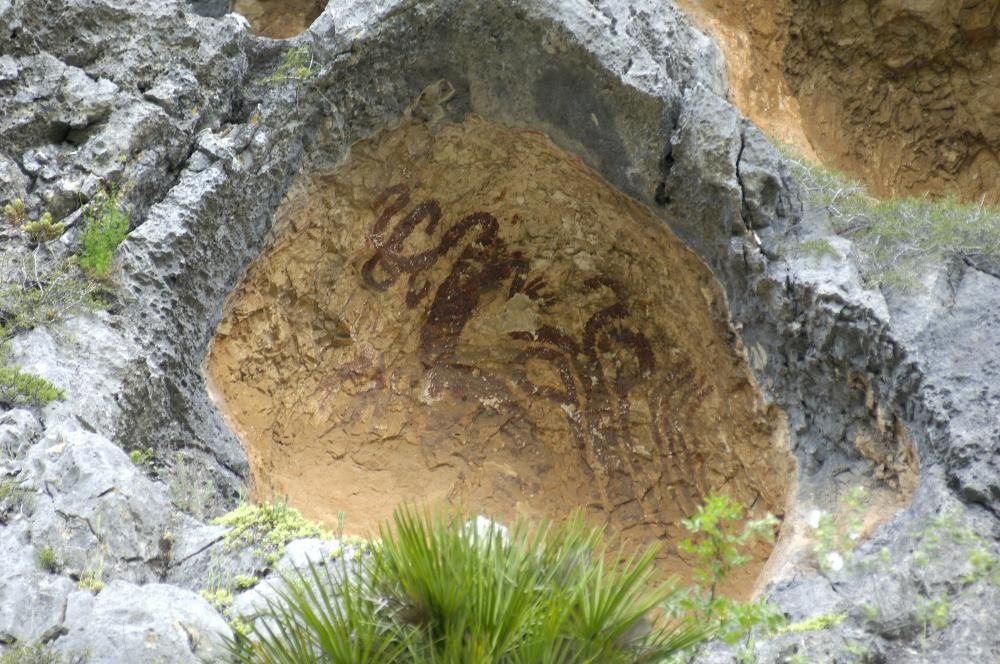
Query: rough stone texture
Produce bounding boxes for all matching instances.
[56,581,231,663]
[674,0,1000,204]
[0,0,994,660]
[0,536,76,644]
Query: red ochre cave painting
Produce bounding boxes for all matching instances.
[359,183,714,527]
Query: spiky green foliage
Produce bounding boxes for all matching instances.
[224,507,712,663]
[79,189,130,278]
[0,479,31,524]
[778,144,1000,288]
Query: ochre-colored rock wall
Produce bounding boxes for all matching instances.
[206,116,793,594]
[231,0,325,38]
[676,0,999,203]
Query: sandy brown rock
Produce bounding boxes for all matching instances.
[207,115,794,594]
[232,0,326,38]
[675,0,999,203]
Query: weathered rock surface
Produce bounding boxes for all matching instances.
[0,0,995,661]
[674,0,1000,203]
[56,581,231,663]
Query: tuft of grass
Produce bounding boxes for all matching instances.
[0,642,87,664]
[234,574,260,590]
[77,558,105,594]
[798,238,840,260]
[168,453,214,521]
[78,188,129,279]
[215,498,329,565]
[223,506,713,663]
[35,544,62,573]
[778,144,1000,288]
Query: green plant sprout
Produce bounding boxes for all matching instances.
[670,493,783,643]
[3,198,27,226]
[35,544,62,573]
[79,188,130,278]
[22,212,64,243]
[128,447,155,470]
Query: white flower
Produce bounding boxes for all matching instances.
[825,551,845,572]
[807,509,823,530]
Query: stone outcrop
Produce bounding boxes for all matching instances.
[0,0,996,661]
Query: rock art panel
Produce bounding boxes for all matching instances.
[206,115,794,593]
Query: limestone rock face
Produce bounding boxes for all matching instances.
[0,0,995,660]
[56,581,231,663]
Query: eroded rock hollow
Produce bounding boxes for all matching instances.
[207,115,793,591]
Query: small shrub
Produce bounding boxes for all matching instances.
[224,506,711,663]
[812,486,867,573]
[78,189,129,279]
[215,498,328,564]
[777,143,1000,288]
[0,366,64,406]
[3,199,27,226]
[22,212,64,243]
[916,595,949,632]
[257,46,317,87]
[0,255,106,341]
[35,544,62,573]
[128,447,155,470]
[671,493,784,645]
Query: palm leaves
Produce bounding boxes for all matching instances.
[223,507,712,663]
